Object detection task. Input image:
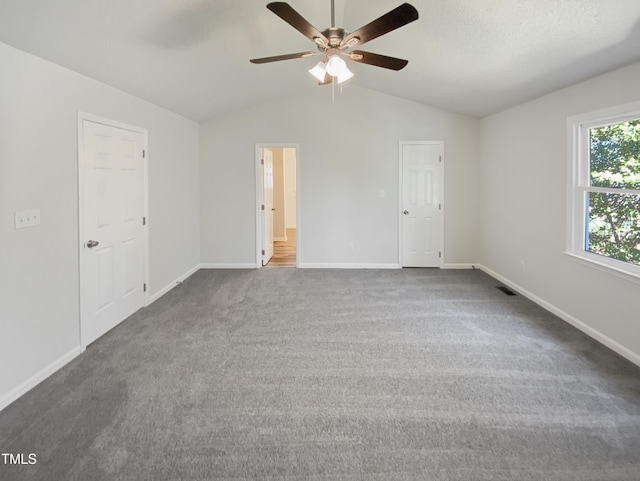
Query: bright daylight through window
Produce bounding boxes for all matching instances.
[568,103,640,279]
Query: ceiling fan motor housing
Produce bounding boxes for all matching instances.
[320,27,348,49]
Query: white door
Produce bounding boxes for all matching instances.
[79,118,146,346]
[401,142,443,267]
[262,148,274,265]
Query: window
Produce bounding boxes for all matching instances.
[567,102,640,280]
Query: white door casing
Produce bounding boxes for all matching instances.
[255,144,300,268]
[400,141,444,267]
[262,148,274,265]
[78,114,148,346]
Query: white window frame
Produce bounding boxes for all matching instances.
[566,101,640,282]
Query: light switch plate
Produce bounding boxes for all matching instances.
[14,209,41,229]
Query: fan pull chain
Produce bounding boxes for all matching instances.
[332,77,335,104]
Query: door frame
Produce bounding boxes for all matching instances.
[398,140,445,268]
[255,143,300,268]
[77,111,150,347]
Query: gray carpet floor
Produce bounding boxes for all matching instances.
[1,268,639,481]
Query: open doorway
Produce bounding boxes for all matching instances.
[256,144,299,267]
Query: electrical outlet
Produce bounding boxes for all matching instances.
[14,209,41,229]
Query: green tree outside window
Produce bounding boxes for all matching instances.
[588,120,640,265]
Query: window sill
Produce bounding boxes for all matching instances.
[564,251,640,284]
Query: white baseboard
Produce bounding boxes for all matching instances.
[442,263,475,269]
[477,264,640,368]
[273,236,287,241]
[200,263,258,269]
[148,264,200,304]
[0,346,85,412]
[298,263,401,269]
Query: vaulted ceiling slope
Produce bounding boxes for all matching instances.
[1,0,639,121]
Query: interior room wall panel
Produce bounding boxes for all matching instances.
[0,42,200,407]
[199,86,481,267]
[479,60,640,362]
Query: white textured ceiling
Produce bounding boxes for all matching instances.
[1,0,639,120]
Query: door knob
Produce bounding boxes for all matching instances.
[87,240,100,248]
[403,210,409,215]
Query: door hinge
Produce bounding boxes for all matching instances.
[439,251,442,258]
[143,149,146,158]
[261,205,265,210]
[439,203,441,210]
[439,155,442,162]
[142,216,146,225]
[261,159,264,165]
[262,249,265,255]
[143,283,147,292]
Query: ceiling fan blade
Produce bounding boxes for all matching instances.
[267,2,329,45]
[250,51,319,64]
[348,50,408,70]
[341,3,418,48]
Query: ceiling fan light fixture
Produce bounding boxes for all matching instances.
[308,61,327,82]
[325,54,346,77]
[336,66,354,84]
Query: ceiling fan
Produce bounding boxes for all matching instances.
[250,1,419,85]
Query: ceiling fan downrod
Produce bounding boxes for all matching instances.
[331,0,335,28]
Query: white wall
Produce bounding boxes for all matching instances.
[284,148,297,229]
[479,60,640,362]
[200,85,480,267]
[271,148,286,240]
[0,43,200,408]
